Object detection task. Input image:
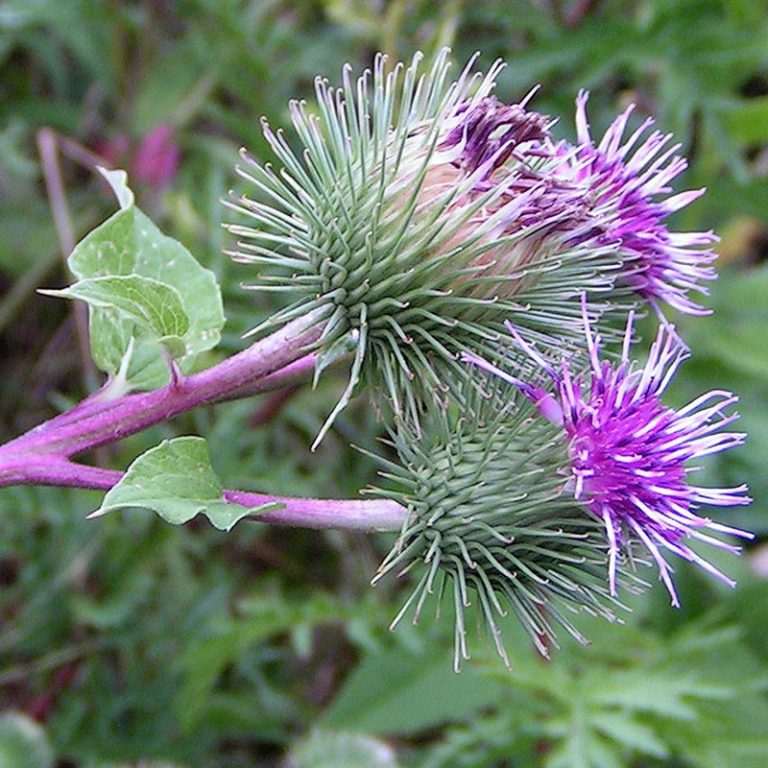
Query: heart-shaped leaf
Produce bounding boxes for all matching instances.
[47,168,224,390]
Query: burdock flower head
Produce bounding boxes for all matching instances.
[369,379,644,669]
[227,51,625,437]
[464,302,752,606]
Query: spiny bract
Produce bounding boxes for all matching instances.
[228,50,626,440]
[367,381,644,668]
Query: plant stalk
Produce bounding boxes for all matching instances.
[0,458,406,532]
[0,312,325,460]
[0,306,400,532]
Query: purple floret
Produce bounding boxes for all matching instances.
[437,93,594,248]
[463,303,752,604]
[442,92,552,179]
[439,89,718,316]
[554,92,719,315]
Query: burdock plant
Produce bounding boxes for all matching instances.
[0,50,749,664]
[367,378,641,668]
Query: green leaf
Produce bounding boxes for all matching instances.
[100,167,134,210]
[591,712,669,758]
[323,644,503,735]
[91,436,280,531]
[177,593,345,729]
[43,274,190,345]
[131,42,213,133]
[545,726,622,768]
[50,168,224,390]
[0,712,54,768]
[668,695,768,768]
[680,263,768,379]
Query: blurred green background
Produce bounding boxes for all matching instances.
[1,1,767,766]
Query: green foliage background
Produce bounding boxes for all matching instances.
[1,1,767,765]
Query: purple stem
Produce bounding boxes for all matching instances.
[0,458,122,491]
[215,351,319,403]
[0,306,399,532]
[1,312,324,459]
[26,351,319,433]
[0,458,406,532]
[226,492,406,531]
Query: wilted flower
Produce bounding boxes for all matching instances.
[464,304,752,605]
[549,93,718,315]
[228,51,624,438]
[434,93,601,290]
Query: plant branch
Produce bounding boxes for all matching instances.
[231,492,406,531]
[214,351,319,404]
[0,457,406,532]
[0,311,326,460]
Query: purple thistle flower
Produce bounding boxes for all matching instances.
[552,92,718,315]
[463,303,752,605]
